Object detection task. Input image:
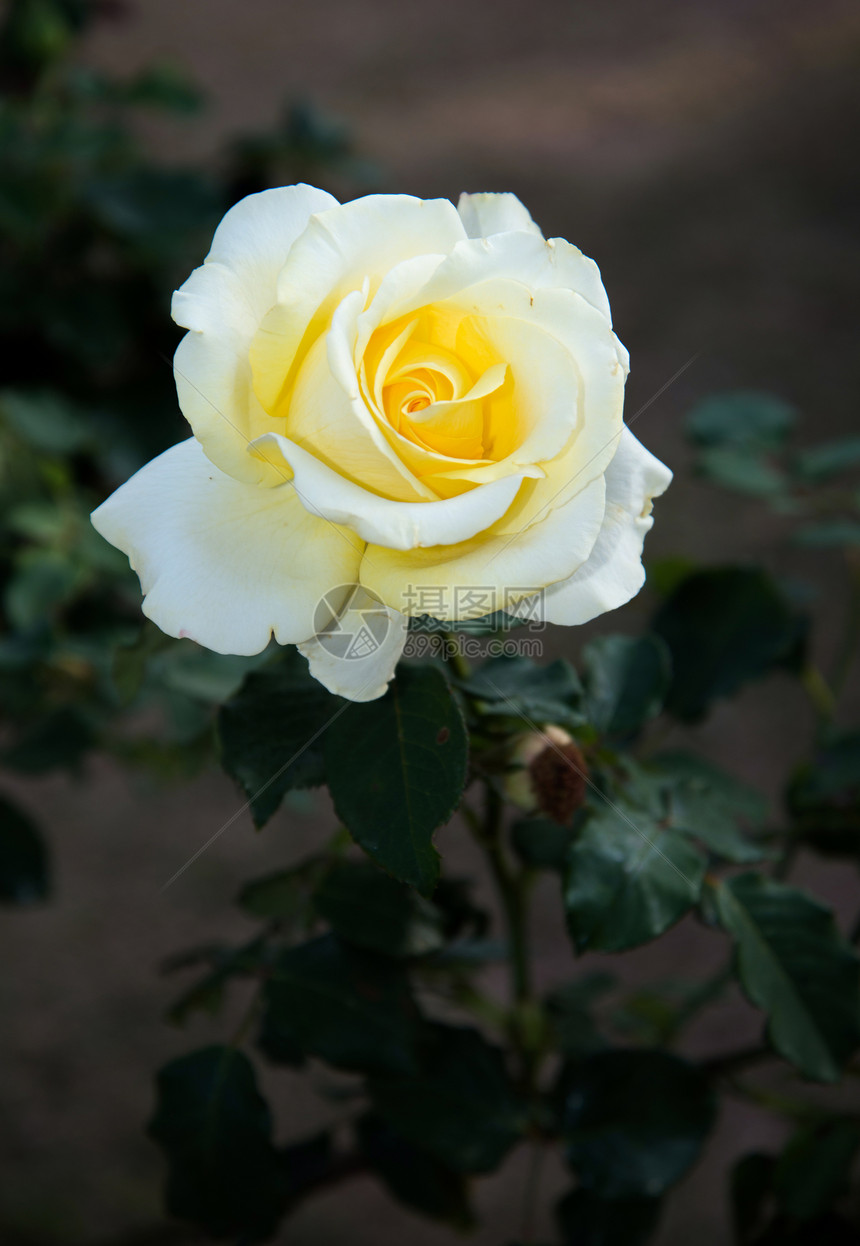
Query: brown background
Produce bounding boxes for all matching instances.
[2,1,860,1242]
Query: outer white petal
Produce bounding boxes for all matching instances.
[386,231,612,325]
[298,589,408,702]
[90,438,362,655]
[511,428,672,626]
[457,192,544,240]
[252,432,540,550]
[251,195,467,412]
[173,185,339,328]
[170,185,338,486]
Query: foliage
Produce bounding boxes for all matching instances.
[3,6,860,1244]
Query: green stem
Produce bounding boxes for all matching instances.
[441,630,471,681]
[481,783,531,1007]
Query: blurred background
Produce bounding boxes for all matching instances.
[1,0,859,1242]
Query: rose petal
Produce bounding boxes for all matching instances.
[298,587,408,702]
[251,194,467,413]
[91,438,362,655]
[457,192,544,240]
[388,230,613,326]
[359,473,607,620]
[285,287,437,502]
[511,427,673,625]
[171,185,337,485]
[251,431,541,550]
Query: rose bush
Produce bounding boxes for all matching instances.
[91,186,671,700]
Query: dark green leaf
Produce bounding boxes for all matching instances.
[716,873,860,1081]
[313,860,446,957]
[357,1114,474,1229]
[5,549,83,630]
[165,942,266,1027]
[369,1024,525,1173]
[459,655,584,730]
[788,731,860,856]
[653,567,803,721]
[218,650,339,827]
[651,751,769,863]
[325,663,468,894]
[687,391,797,448]
[148,1045,287,1241]
[409,610,526,636]
[793,436,860,482]
[512,815,577,871]
[563,804,705,952]
[793,521,860,549]
[696,446,788,497]
[557,1188,661,1246]
[260,935,423,1074]
[560,1049,716,1198]
[546,973,616,1058]
[0,387,93,454]
[775,1119,860,1221]
[237,857,325,923]
[0,794,49,905]
[582,634,671,737]
[124,63,205,114]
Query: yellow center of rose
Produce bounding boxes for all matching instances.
[248,283,543,503]
[358,310,516,480]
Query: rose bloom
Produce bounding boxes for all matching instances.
[92,187,671,701]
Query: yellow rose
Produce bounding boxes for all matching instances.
[91,186,671,701]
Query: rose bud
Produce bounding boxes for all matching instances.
[503,726,589,824]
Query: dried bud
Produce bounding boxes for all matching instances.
[503,726,589,824]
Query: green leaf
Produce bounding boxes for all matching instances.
[0,794,49,905]
[793,520,860,549]
[409,610,526,636]
[557,1188,661,1246]
[312,860,446,958]
[560,1049,716,1198]
[218,650,339,827]
[324,663,468,894]
[582,634,671,737]
[259,935,423,1074]
[793,436,860,482]
[716,873,860,1081]
[459,654,584,730]
[148,1045,288,1241]
[775,1119,860,1222]
[356,1114,474,1229]
[788,731,860,856]
[237,857,326,923]
[653,567,803,721]
[0,387,93,455]
[369,1024,525,1174]
[563,804,705,952]
[650,751,769,863]
[687,391,797,448]
[696,445,788,498]
[546,973,616,1057]
[512,815,577,871]
[5,549,82,629]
